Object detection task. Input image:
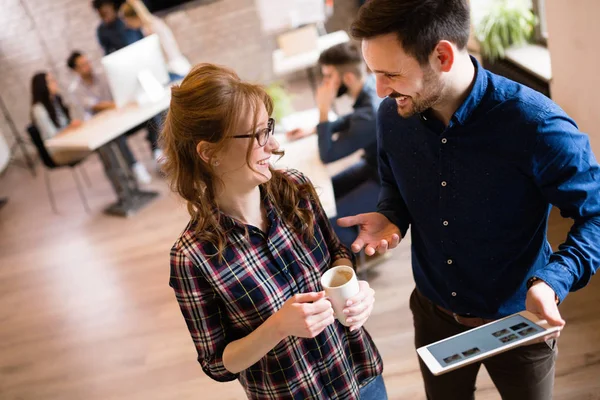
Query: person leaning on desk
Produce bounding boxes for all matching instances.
[66,50,160,184]
[30,71,144,180]
[286,43,382,250]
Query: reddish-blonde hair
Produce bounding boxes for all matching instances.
[161,63,318,255]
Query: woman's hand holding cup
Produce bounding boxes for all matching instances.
[343,280,375,332]
[274,292,335,339]
[321,266,374,331]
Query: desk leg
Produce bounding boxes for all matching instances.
[97,140,159,217]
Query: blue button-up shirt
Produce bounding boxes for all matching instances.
[377,57,600,319]
[97,18,144,55]
[317,75,382,169]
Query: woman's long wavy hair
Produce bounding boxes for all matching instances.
[161,63,319,256]
[31,72,71,128]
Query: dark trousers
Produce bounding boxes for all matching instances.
[332,159,378,200]
[410,289,557,400]
[329,159,380,249]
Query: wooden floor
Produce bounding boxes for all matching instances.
[1,139,599,400]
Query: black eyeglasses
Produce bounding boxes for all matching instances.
[232,118,275,147]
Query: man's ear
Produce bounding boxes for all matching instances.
[342,71,355,86]
[432,40,455,73]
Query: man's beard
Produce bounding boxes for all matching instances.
[389,66,443,118]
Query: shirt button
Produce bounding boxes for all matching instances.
[447,259,453,265]
[441,138,447,144]
[441,181,447,187]
[443,220,449,226]
[451,292,457,297]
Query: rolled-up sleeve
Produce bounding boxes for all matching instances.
[317,108,378,164]
[169,247,239,382]
[531,106,600,302]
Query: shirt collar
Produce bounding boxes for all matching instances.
[212,184,277,234]
[353,74,376,109]
[451,56,488,126]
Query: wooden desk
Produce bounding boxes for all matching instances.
[45,91,173,217]
[45,97,170,152]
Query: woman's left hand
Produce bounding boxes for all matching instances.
[343,280,375,332]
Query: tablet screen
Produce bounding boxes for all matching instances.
[427,314,545,367]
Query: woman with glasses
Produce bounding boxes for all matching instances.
[162,63,387,400]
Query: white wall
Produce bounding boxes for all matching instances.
[546,0,600,156]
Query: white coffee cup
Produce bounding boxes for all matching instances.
[320,265,360,327]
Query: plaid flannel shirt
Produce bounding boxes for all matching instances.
[169,169,383,399]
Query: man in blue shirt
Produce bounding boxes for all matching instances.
[286,43,382,248]
[93,0,143,55]
[340,0,600,398]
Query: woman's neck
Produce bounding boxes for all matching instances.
[216,185,266,231]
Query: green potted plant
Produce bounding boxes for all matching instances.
[265,82,294,126]
[475,0,538,63]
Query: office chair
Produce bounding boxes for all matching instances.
[26,124,92,214]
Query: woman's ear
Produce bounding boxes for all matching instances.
[196,141,213,164]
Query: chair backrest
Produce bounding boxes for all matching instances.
[26,124,57,169]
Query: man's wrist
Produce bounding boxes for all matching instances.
[318,108,329,123]
[527,277,560,304]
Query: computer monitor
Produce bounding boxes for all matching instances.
[101,34,170,108]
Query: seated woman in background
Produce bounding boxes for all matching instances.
[31,72,149,184]
[162,64,387,400]
[30,72,86,165]
[120,0,191,79]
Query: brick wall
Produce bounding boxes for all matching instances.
[0,0,358,152]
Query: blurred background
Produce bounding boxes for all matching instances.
[0,0,598,399]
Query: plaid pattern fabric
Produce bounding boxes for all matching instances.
[170,169,383,399]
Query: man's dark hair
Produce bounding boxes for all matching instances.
[318,42,362,67]
[92,0,119,10]
[66,51,83,70]
[351,0,471,65]
[318,43,364,77]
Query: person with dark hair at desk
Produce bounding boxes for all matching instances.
[30,72,86,165]
[30,71,149,185]
[92,0,143,55]
[67,51,158,183]
[286,42,382,249]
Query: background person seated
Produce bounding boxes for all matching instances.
[67,50,165,167]
[93,0,143,55]
[30,71,142,185]
[286,43,382,249]
[66,52,155,184]
[30,72,86,165]
[120,0,191,79]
